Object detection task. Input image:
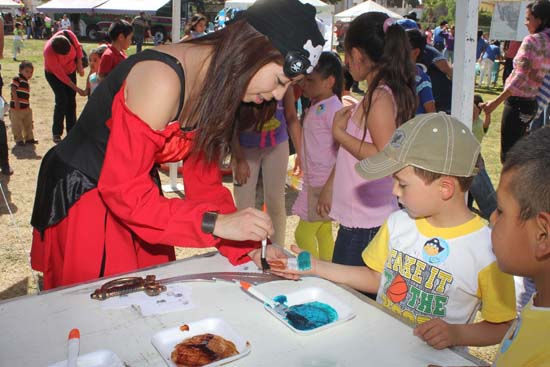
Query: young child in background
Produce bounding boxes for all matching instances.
[98,20,133,80]
[232,88,302,246]
[272,113,516,350]
[466,94,497,220]
[13,22,24,61]
[327,13,416,270]
[491,127,550,366]
[10,61,36,146]
[292,52,343,261]
[405,29,436,115]
[86,45,108,97]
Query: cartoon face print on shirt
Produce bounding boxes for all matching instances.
[422,237,450,264]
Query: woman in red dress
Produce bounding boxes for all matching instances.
[31,0,325,290]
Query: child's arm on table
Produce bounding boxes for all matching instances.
[414,317,512,350]
[269,244,381,294]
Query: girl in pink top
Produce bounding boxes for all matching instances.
[327,13,416,270]
[292,52,343,261]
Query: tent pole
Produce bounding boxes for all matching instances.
[451,0,480,129]
[161,0,184,194]
[172,0,182,42]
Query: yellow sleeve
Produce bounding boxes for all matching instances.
[362,221,390,273]
[477,261,517,323]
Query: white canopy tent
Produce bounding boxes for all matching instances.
[36,0,108,13]
[334,0,402,23]
[0,0,23,9]
[94,0,170,15]
[224,0,334,51]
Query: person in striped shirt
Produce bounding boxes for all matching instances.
[10,60,37,146]
[530,73,550,130]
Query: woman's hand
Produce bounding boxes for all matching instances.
[247,244,298,279]
[481,99,499,115]
[267,245,317,280]
[332,105,355,143]
[232,158,250,186]
[213,207,273,242]
[76,87,87,96]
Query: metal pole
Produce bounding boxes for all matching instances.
[451,0,480,129]
[172,0,182,42]
[161,1,185,193]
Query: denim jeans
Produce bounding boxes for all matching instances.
[501,97,537,162]
[469,168,497,220]
[332,225,380,266]
[333,225,380,299]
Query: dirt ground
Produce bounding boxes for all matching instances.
[0,37,497,363]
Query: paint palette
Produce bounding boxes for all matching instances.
[265,287,356,335]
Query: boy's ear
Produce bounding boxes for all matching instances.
[534,212,550,260]
[411,48,420,62]
[438,176,455,201]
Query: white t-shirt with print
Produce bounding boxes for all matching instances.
[363,210,516,325]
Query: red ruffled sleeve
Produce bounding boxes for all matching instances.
[98,86,258,265]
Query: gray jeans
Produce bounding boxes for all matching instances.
[233,141,289,245]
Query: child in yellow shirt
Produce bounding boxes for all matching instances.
[491,126,550,366]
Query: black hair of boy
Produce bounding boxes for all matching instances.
[313,51,344,99]
[108,20,133,42]
[19,60,33,71]
[51,36,71,55]
[440,20,448,27]
[502,126,550,220]
[474,94,483,106]
[406,29,426,63]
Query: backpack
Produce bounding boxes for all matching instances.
[63,30,89,68]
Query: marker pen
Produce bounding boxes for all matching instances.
[67,328,80,367]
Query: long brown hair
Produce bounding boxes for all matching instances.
[344,12,416,135]
[185,19,284,161]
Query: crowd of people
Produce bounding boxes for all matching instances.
[0,0,548,365]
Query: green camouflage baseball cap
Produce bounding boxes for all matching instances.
[355,113,480,180]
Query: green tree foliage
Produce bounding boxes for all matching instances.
[422,1,493,33]
[422,0,456,24]
[385,0,420,7]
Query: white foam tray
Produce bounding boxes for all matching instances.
[48,349,124,367]
[151,317,251,367]
[264,286,356,335]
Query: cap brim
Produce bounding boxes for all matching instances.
[355,152,405,180]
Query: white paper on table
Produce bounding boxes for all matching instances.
[100,284,195,316]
